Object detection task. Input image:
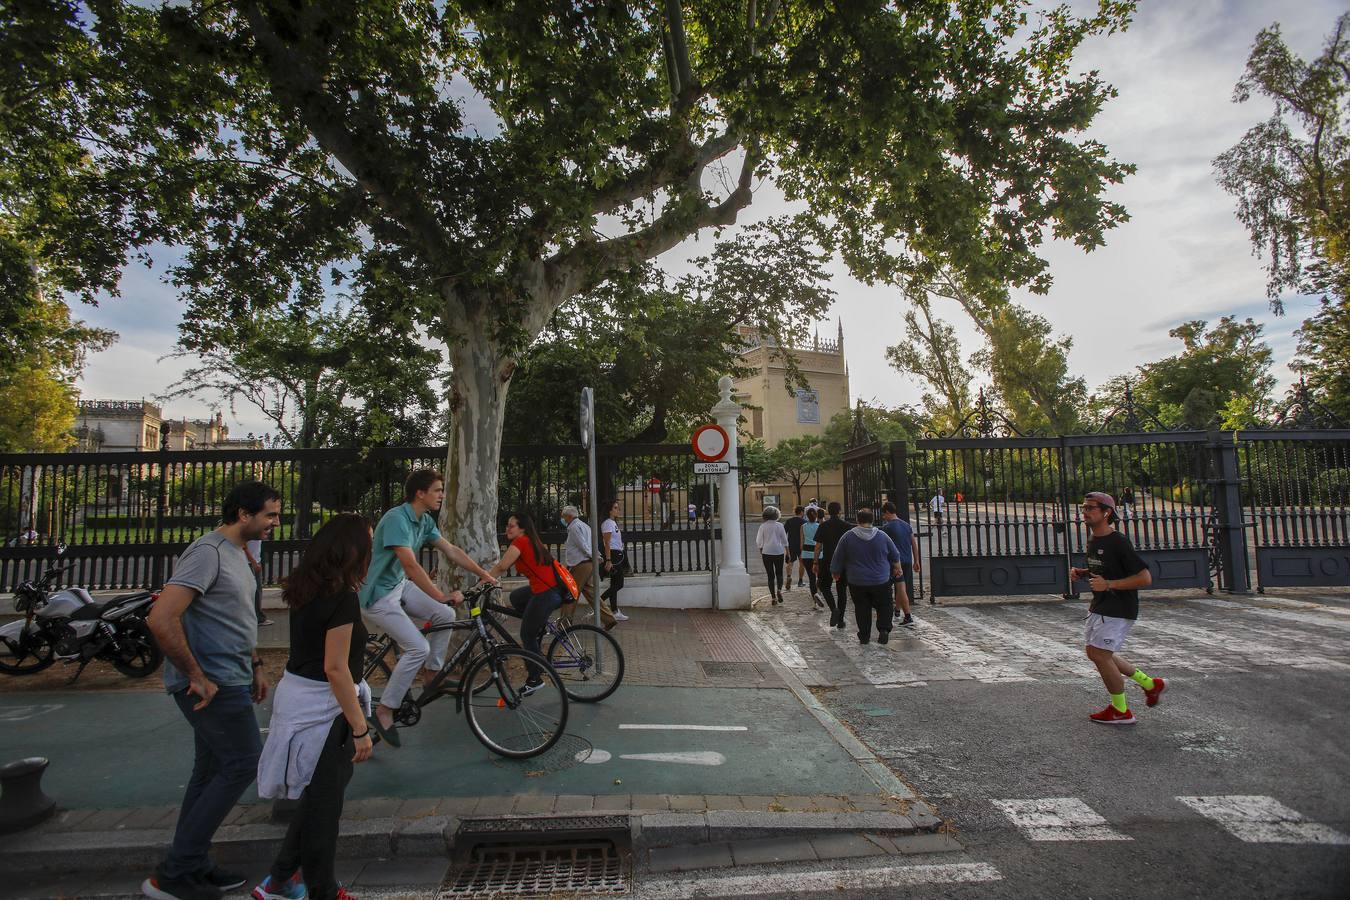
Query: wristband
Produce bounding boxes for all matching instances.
[251,658,263,669]
[352,727,370,740]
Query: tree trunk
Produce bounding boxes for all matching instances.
[442,316,513,577]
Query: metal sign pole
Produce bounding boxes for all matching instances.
[709,476,719,610]
[580,387,604,673]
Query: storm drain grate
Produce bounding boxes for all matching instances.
[438,841,627,898]
[698,660,764,680]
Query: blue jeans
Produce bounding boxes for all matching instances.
[162,684,261,879]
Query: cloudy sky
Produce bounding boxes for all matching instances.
[75,0,1343,438]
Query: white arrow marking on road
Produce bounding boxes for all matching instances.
[619,724,748,731]
[638,862,1001,898]
[0,704,64,721]
[1177,795,1350,844]
[576,748,611,764]
[618,751,726,766]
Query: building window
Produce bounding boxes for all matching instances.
[751,408,763,438]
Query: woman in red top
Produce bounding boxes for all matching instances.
[487,512,563,689]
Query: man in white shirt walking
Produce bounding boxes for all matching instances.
[560,506,617,629]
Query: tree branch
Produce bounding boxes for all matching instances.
[665,0,694,104]
[590,129,740,217]
[240,1,452,264]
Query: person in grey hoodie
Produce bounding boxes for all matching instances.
[830,508,902,645]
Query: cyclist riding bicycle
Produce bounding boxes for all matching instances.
[360,469,497,747]
[486,511,565,695]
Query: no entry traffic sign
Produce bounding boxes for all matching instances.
[691,423,730,462]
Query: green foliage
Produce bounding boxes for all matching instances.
[504,219,833,444]
[4,0,1136,545]
[162,302,445,450]
[736,437,783,487]
[818,404,922,467]
[1095,317,1276,430]
[1290,297,1350,423]
[1214,14,1350,310]
[770,435,830,506]
[971,304,1087,434]
[885,297,973,434]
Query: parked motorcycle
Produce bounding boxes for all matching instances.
[0,550,162,681]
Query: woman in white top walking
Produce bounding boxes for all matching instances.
[756,506,790,604]
[600,499,630,621]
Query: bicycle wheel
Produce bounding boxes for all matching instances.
[462,647,568,759]
[546,623,624,702]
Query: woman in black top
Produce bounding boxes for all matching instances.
[253,514,373,900]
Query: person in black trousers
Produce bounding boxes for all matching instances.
[253,514,374,900]
[812,501,852,628]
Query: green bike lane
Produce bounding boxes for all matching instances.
[0,684,878,809]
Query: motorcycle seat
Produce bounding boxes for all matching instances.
[69,592,152,620]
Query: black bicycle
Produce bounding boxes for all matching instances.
[361,583,568,759]
[365,584,624,704]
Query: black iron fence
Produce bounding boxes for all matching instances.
[0,442,714,591]
[842,429,1350,599]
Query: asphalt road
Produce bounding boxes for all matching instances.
[705,589,1350,899]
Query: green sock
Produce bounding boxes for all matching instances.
[1109,692,1128,713]
[1130,670,1155,691]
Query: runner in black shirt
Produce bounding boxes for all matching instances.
[1070,492,1166,725]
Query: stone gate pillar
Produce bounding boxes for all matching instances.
[712,376,751,609]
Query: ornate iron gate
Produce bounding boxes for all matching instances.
[1239,428,1350,590]
[914,432,1220,599]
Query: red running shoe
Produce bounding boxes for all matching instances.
[335,890,358,900]
[1144,677,1166,707]
[1089,705,1136,725]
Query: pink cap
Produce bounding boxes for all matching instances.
[1084,491,1117,512]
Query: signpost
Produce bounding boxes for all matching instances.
[691,424,731,609]
[580,388,604,670]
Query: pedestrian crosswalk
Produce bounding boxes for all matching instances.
[994,794,1349,845]
[742,596,1350,689]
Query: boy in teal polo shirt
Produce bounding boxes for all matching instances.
[361,469,496,745]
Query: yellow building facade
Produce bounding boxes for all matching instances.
[733,323,851,512]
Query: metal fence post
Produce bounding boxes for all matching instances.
[151,430,170,589]
[1210,431,1251,594]
[889,442,909,521]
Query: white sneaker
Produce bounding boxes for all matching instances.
[612,611,630,621]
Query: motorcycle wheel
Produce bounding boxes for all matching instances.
[111,619,163,678]
[0,626,57,675]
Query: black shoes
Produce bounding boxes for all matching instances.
[878,631,890,644]
[142,874,222,900]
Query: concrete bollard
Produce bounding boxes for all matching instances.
[0,756,57,833]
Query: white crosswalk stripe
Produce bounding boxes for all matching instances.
[741,594,1350,688]
[1176,795,1350,844]
[991,797,1133,841]
[638,861,1003,898]
[909,615,1035,683]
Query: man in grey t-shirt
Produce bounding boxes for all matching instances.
[143,481,281,900]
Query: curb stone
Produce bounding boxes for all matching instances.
[0,808,940,876]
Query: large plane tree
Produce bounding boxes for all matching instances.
[4,1,1135,560]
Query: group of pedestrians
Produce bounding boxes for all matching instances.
[756,500,919,642]
[140,471,632,900]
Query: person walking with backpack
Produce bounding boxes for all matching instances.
[487,512,566,692]
[783,505,806,590]
[1071,492,1164,725]
[830,508,902,645]
[812,502,851,628]
[800,507,825,609]
[755,506,789,604]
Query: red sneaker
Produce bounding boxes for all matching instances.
[1144,677,1166,707]
[1089,705,1136,725]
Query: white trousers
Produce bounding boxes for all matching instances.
[361,580,455,709]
